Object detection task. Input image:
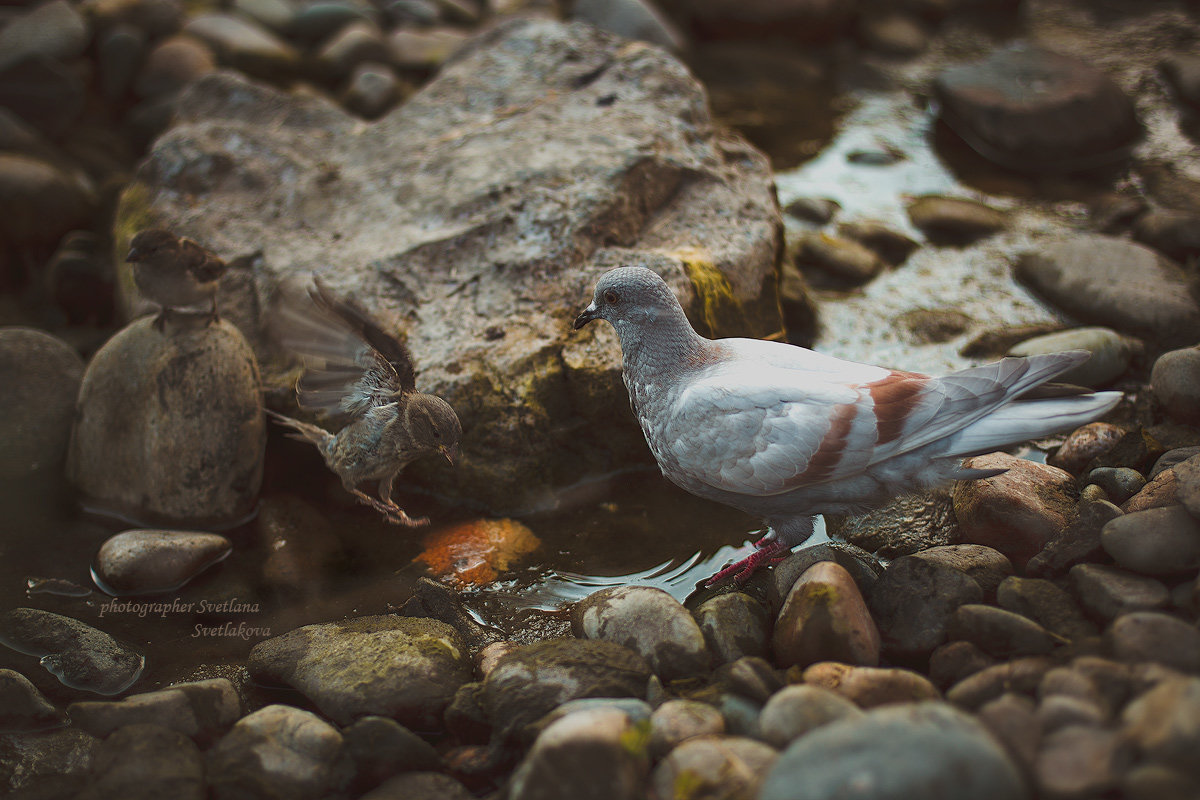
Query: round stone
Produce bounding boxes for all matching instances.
[93,530,232,596]
[0,327,84,477]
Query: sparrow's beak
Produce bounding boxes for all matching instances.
[439,443,459,465]
[573,302,599,330]
[125,246,145,263]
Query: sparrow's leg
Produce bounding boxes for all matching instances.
[347,484,429,527]
[209,294,220,324]
[153,307,169,332]
[704,517,815,587]
[376,471,429,527]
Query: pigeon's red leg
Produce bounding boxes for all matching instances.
[704,537,791,587]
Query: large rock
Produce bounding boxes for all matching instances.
[116,19,782,512]
[66,316,265,528]
[1014,235,1200,348]
[571,586,711,680]
[0,608,143,696]
[0,327,84,477]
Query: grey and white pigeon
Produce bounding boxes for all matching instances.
[125,228,227,330]
[268,278,461,527]
[573,266,1123,585]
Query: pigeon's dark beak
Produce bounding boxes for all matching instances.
[439,443,459,465]
[125,246,145,263]
[573,303,599,330]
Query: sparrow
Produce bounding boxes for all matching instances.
[125,228,227,330]
[268,278,461,527]
[574,266,1123,585]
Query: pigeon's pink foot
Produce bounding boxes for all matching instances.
[704,538,791,587]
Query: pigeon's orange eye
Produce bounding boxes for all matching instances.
[603,290,619,304]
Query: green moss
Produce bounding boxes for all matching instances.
[112,182,164,316]
[672,769,706,800]
[618,717,652,758]
[678,249,748,338]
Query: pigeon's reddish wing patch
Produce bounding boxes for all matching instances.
[868,371,929,445]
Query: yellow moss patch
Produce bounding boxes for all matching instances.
[112,182,165,316]
[673,248,747,337]
[416,518,541,588]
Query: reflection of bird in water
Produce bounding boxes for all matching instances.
[125,228,227,330]
[269,278,461,528]
[574,266,1123,585]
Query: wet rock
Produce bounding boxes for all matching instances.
[1120,676,1200,774]
[794,232,886,286]
[945,657,1054,710]
[769,542,883,611]
[760,702,1024,800]
[182,13,300,80]
[0,668,66,732]
[416,518,540,588]
[1105,612,1200,672]
[0,152,95,247]
[1008,327,1136,388]
[1151,346,1200,426]
[910,544,1012,601]
[783,196,839,224]
[977,693,1039,777]
[694,591,770,664]
[1091,427,1168,474]
[828,489,959,559]
[482,639,651,743]
[647,698,725,759]
[1070,564,1169,621]
[953,452,1077,569]
[996,576,1097,642]
[402,576,503,652]
[773,561,880,669]
[342,716,442,793]
[1027,498,1122,578]
[1035,725,1126,799]
[0,608,143,696]
[248,615,471,729]
[0,328,84,478]
[134,34,217,99]
[1132,207,1200,262]
[928,640,997,690]
[933,42,1140,172]
[1014,235,1200,348]
[650,735,777,800]
[0,0,89,72]
[905,195,1009,246]
[1049,421,1124,474]
[800,662,940,708]
[66,678,240,743]
[867,553,983,661]
[758,684,862,748]
[948,604,1061,659]
[572,586,711,679]
[894,308,973,345]
[343,62,404,119]
[713,656,783,704]
[1176,455,1200,518]
[92,529,232,596]
[571,0,686,50]
[836,220,918,267]
[88,723,205,800]
[206,704,349,800]
[123,19,783,513]
[387,26,471,68]
[67,316,265,529]
[1087,467,1145,505]
[1101,505,1200,576]
[360,772,474,800]
[507,707,649,800]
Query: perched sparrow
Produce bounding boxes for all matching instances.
[574,266,1123,585]
[125,228,227,330]
[268,278,461,527]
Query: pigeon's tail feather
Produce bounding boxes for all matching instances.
[941,390,1122,458]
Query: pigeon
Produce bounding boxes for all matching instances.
[573,266,1123,585]
[268,278,462,527]
[125,228,228,330]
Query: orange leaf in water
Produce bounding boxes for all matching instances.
[415,518,541,587]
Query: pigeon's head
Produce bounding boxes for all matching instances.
[402,393,463,464]
[126,228,179,263]
[573,266,684,334]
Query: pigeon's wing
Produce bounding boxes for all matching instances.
[660,350,1090,497]
[274,278,415,417]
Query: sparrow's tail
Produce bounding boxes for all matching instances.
[265,409,335,450]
